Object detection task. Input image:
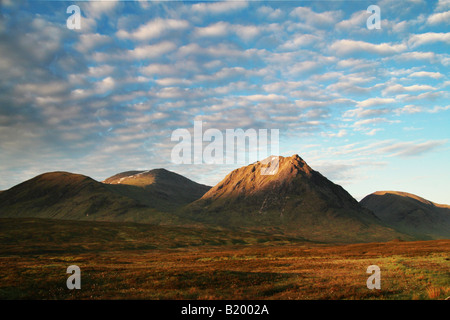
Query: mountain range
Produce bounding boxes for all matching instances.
[0,155,448,243]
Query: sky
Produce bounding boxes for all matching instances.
[0,0,449,204]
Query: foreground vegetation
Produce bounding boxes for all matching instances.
[0,218,448,300]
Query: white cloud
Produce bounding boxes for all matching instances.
[382,84,436,95]
[128,42,177,60]
[279,34,319,50]
[330,40,406,55]
[235,24,261,41]
[288,60,320,75]
[344,108,391,118]
[88,65,115,78]
[408,32,450,47]
[195,22,229,37]
[356,98,396,108]
[117,19,189,41]
[257,6,284,20]
[194,22,261,41]
[397,51,437,61]
[191,1,248,14]
[435,0,450,12]
[379,140,446,157]
[244,94,286,102]
[75,33,111,53]
[365,128,384,136]
[324,129,347,138]
[353,118,389,127]
[430,105,450,113]
[409,71,444,79]
[290,7,342,28]
[427,11,450,25]
[155,77,191,86]
[15,81,69,96]
[395,105,423,114]
[335,10,368,31]
[83,0,119,19]
[93,41,177,62]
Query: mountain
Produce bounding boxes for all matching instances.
[183,155,405,243]
[360,191,450,239]
[102,169,211,212]
[0,171,195,224]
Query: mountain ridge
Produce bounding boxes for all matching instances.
[1,156,448,243]
[370,191,450,209]
[0,170,203,225]
[360,191,450,239]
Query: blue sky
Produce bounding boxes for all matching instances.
[0,0,449,204]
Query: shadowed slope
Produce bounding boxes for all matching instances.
[360,191,450,239]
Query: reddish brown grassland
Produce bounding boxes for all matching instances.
[0,218,449,300]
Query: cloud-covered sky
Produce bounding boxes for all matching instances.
[0,0,449,204]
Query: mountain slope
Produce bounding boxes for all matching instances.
[0,171,190,224]
[183,155,405,243]
[102,169,211,212]
[360,191,450,239]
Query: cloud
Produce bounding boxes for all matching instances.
[428,105,450,113]
[395,105,423,114]
[426,11,450,25]
[194,21,229,37]
[335,10,369,31]
[356,98,396,108]
[323,129,347,138]
[435,0,450,12]
[353,118,390,128]
[194,22,261,41]
[382,84,436,95]
[279,34,320,50]
[244,94,287,102]
[83,0,119,19]
[344,108,391,118]
[409,71,444,79]
[191,1,248,14]
[408,32,450,47]
[396,51,437,61]
[256,6,284,20]
[365,128,384,136]
[330,40,406,55]
[75,33,112,53]
[397,104,450,114]
[117,19,190,41]
[290,7,342,28]
[92,41,177,62]
[379,140,446,157]
[327,139,446,159]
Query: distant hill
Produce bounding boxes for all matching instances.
[183,155,406,243]
[0,171,198,225]
[103,169,210,212]
[360,191,450,239]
